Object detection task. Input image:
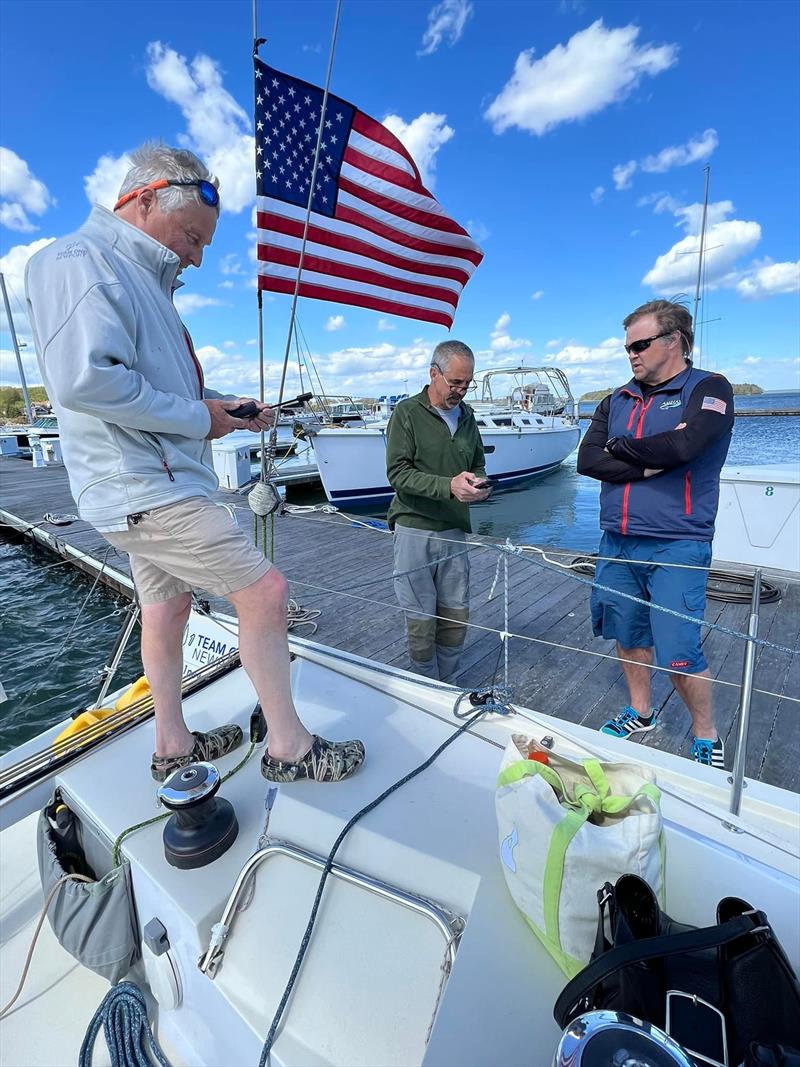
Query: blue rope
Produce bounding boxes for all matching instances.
[79,982,170,1067]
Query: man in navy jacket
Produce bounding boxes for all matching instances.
[577,300,733,768]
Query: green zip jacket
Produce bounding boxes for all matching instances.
[386,387,486,533]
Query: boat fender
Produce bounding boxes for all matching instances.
[142,918,181,1010]
[55,707,117,746]
[115,675,151,711]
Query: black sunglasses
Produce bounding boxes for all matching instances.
[114,179,219,211]
[625,331,673,356]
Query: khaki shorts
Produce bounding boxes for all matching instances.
[103,496,272,605]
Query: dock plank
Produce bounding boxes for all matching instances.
[1,454,798,793]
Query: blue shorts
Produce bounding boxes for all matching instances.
[590,532,712,674]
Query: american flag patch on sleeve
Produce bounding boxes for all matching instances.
[701,396,728,414]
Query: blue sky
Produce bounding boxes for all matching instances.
[1,0,798,401]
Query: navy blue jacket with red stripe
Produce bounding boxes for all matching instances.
[598,366,732,541]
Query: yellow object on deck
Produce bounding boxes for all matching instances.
[53,676,152,747]
[114,676,151,711]
[54,707,117,746]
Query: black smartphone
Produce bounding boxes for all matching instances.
[475,478,494,490]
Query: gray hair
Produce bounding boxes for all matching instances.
[117,141,220,215]
[431,340,475,372]
[623,299,694,358]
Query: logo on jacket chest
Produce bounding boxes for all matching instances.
[659,398,682,410]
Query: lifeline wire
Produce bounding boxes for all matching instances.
[277,510,795,657]
[282,574,799,706]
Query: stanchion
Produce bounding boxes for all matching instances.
[728,568,762,816]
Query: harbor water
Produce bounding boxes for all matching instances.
[1,391,798,754]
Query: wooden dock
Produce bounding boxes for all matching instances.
[1,454,798,791]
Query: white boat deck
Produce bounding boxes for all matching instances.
[2,628,798,1066]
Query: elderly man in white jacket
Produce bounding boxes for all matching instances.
[25,142,365,786]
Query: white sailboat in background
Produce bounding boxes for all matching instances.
[308,366,580,508]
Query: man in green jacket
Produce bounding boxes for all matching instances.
[386,340,490,679]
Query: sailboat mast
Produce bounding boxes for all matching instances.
[692,164,711,368]
[0,272,34,425]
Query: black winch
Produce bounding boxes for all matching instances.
[157,762,238,870]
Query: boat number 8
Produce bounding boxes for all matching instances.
[765,486,774,496]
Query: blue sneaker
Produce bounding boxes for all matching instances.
[600,706,658,739]
[690,736,725,768]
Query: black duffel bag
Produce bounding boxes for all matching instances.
[554,874,800,1067]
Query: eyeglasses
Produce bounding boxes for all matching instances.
[624,331,673,356]
[432,363,473,390]
[114,179,220,212]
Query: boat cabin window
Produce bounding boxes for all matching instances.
[493,418,513,427]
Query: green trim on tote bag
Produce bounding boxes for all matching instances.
[498,756,662,974]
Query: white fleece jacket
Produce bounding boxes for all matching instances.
[25,206,227,529]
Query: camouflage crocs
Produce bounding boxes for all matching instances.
[260,734,365,784]
[150,724,244,782]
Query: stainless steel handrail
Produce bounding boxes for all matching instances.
[198,838,464,978]
[729,568,762,817]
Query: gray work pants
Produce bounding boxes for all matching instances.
[393,525,470,681]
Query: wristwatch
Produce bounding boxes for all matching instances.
[606,436,622,454]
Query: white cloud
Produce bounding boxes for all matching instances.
[545,337,625,366]
[0,237,56,332]
[84,153,133,210]
[590,185,605,204]
[219,280,235,290]
[377,318,395,331]
[644,219,761,291]
[742,356,762,365]
[641,128,718,173]
[195,344,263,393]
[325,314,346,331]
[736,260,800,301]
[542,337,628,392]
[612,160,637,190]
[546,338,563,349]
[490,311,532,352]
[0,345,42,388]
[219,253,245,275]
[614,130,719,193]
[419,0,473,55]
[145,42,254,214]
[641,198,762,292]
[223,340,237,349]
[485,20,677,136]
[465,218,490,243]
[0,148,54,232]
[173,293,225,314]
[382,113,454,190]
[530,289,544,300]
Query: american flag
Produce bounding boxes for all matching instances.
[254,59,483,328]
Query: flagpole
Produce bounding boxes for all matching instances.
[253,0,267,478]
[692,164,710,369]
[271,0,343,419]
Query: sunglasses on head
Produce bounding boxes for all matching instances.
[625,331,674,356]
[114,179,219,211]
